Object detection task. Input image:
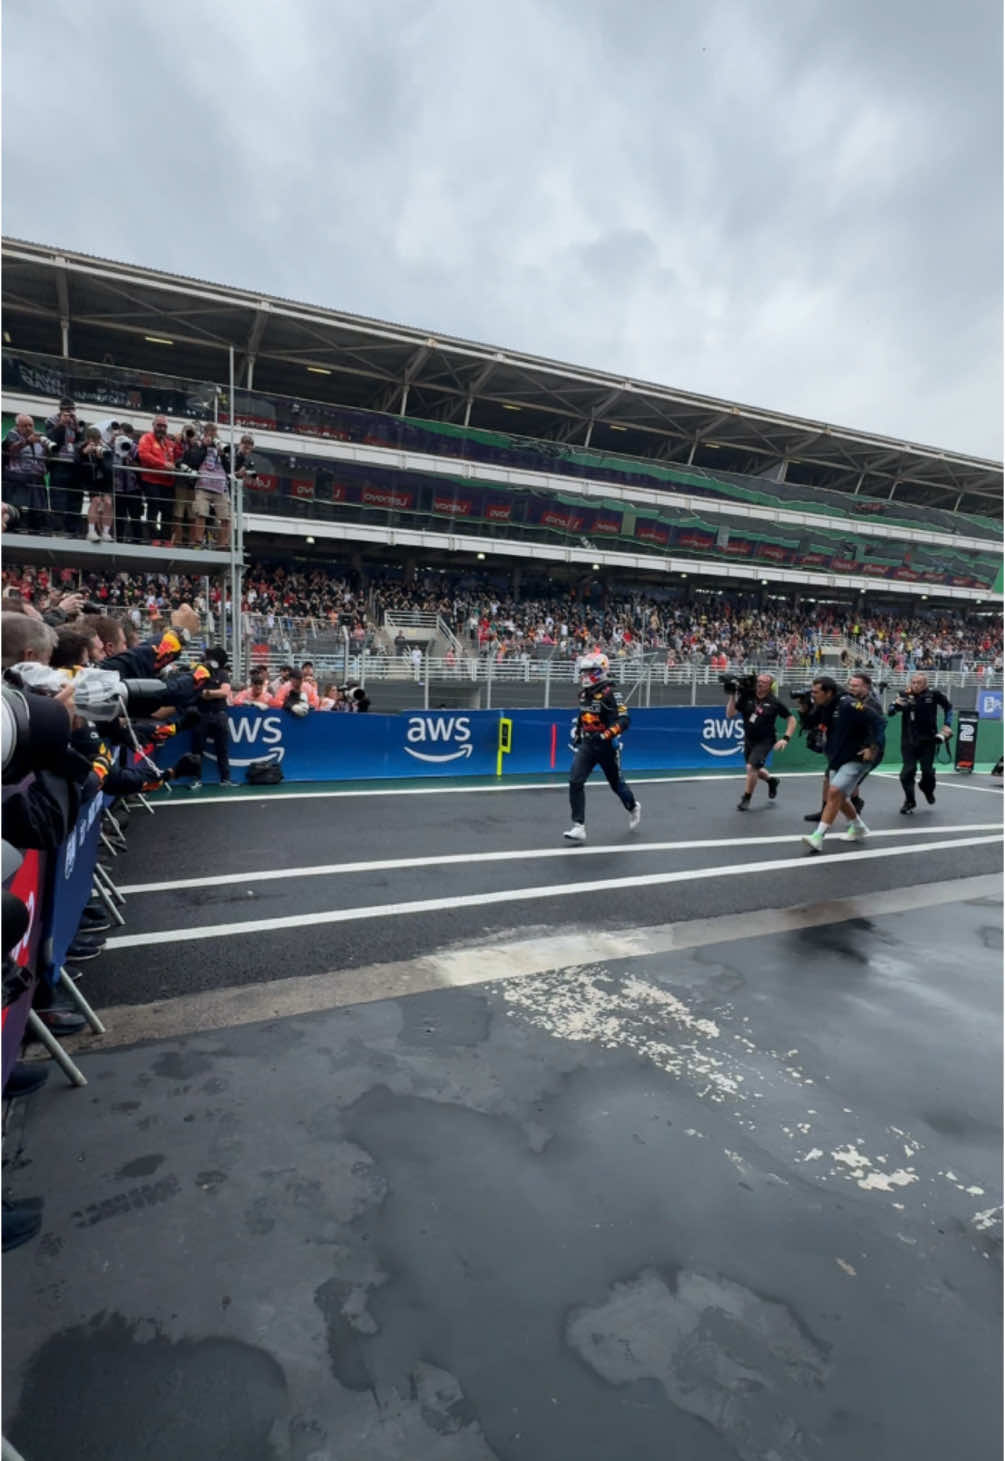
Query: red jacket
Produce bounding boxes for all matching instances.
[136,432,176,487]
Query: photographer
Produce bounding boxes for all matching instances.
[888,673,953,813]
[803,673,885,854]
[76,427,114,543]
[725,672,796,812]
[189,423,232,551]
[44,398,85,537]
[187,647,234,789]
[112,425,144,545]
[2,414,50,534]
[270,667,318,714]
[173,424,202,546]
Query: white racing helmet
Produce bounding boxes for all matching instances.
[579,651,610,687]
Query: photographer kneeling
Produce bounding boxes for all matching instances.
[724,672,796,812]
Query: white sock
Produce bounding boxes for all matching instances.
[815,822,828,838]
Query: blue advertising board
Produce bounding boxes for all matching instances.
[41,789,106,982]
[156,705,754,784]
[977,689,1003,720]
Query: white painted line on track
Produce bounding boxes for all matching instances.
[64,873,1003,1049]
[119,823,1002,895]
[873,773,1004,799]
[151,770,826,807]
[103,833,1001,950]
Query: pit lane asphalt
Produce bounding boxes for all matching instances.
[80,772,1003,1009]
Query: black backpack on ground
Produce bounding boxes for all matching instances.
[245,759,284,786]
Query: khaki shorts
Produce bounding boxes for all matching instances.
[194,488,231,521]
[174,483,195,515]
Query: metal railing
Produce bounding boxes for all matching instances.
[225,652,1003,712]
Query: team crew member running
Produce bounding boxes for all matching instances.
[564,653,641,843]
[803,673,886,854]
[888,673,953,813]
[726,673,797,811]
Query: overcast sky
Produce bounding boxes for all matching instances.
[3,0,1001,459]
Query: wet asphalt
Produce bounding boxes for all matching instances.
[2,772,1001,1460]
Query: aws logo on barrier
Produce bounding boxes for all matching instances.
[700,715,745,757]
[206,714,286,768]
[404,714,472,764]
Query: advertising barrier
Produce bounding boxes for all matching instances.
[2,846,46,1088]
[154,702,1005,786]
[977,689,1003,720]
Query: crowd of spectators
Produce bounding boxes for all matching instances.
[2,560,1001,673]
[1,398,254,546]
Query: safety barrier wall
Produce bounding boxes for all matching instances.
[1,777,118,1085]
[154,705,1005,784]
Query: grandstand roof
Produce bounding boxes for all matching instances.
[3,236,1002,518]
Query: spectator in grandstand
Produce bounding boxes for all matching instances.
[270,667,319,712]
[44,398,85,536]
[318,683,345,710]
[136,417,178,545]
[2,414,50,534]
[191,423,232,550]
[232,667,272,709]
[77,426,115,542]
[111,425,144,544]
[234,434,259,489]
[174,425,203,546]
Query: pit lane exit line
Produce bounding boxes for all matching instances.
[118,823,1002,895]
[103,833,1001,950]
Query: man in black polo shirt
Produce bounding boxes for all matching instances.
[726,672,797,811]
[888,672,953,813]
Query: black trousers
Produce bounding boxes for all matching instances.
[115,491,145,544]
[900,737,937,802]
[569,737,635,824]
[47,466,82,536]
[191,716,231,781]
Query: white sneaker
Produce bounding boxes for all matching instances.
[563,823,587,843]
[86,526,100,542]
[843,822,869,842]
[100,527,113,542]
[628,801,642,830]
[802,832,825,855]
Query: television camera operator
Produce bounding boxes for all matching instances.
[887,673,953,813]
[723,671,796,812]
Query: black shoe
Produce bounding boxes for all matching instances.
[922,789,935,805]
[79,909,111,933]
[851,794,865,815]
[900,800,916,815]
[3,1062,50,1099]
[767,777,780,801]
[2,1198,43,1252]
[66,937,105,961]
[804,809,825,823]
[32,1009,87,1037]
[737,794,751,811]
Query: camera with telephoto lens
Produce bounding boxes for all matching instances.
[719,672,757,697]
[1,682,73,783]
[71,668,172,722]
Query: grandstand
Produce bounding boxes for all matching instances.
[2,236,1002,674]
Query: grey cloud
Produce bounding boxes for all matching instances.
[2,0,1000,457]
